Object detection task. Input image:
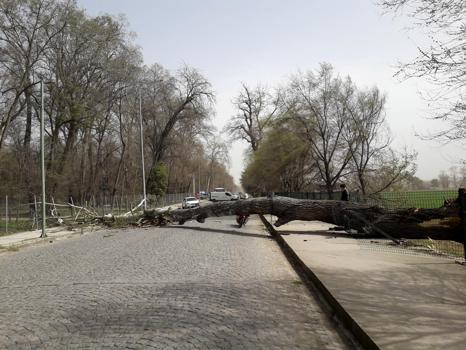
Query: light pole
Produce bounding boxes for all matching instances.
[139,89,147,210]
[5,195,8,234]
[193,174,196,196]
[40,80,46,238]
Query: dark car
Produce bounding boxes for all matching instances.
[199,191,208,199]
[238,192,249,199]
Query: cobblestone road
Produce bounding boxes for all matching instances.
[0,216,352,349]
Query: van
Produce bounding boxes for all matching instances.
[210,191,237,201]
[214,187,225,192]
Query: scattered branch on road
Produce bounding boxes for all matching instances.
[122,198,146,217]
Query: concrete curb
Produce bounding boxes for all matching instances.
[0,226,97,253]
[259,214,379,350]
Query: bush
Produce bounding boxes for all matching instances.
[147,164,168,196]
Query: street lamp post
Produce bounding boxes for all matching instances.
[40,80,46,238]
[193,174,196,196]
[139,89,147,210]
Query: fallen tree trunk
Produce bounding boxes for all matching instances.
[142,196,462,242]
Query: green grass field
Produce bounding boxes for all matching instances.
[370,190,458,209]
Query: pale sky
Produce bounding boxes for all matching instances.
[78,0,465,184]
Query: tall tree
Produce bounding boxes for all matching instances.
[142,64,214,182]
[225,83,279,152]
[345,87,416,194]
[0,0,236,203]
[241,125,315,193]
[284,64,356,195]
[0,0,70,150]
[204,136,230,192]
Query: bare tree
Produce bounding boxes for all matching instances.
[346,87,416,194]
[205,136,230,192]
[0,0,73,209]
[379,0,466,143]
[42,9,134,197]
[0,0,70,150]
[438,171,450,189]
[285,64,356,195]
[448,166,459,188]
[142,64,214,180]
[0,0,230,205]
[225,83,279,152]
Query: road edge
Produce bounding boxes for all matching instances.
[0,225,102,254]
[258,214,379,350]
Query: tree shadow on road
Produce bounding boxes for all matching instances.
[277,230,372,239]
[162,225,272,239]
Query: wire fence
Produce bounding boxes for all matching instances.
[0,193,191,237]
[271,190,459,208]
[359,190,458,209]
[2,189,465,262]
[269,190,465,261]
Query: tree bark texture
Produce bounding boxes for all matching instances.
[142,196,461,242]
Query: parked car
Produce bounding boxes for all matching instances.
[182,196,200,209]
[199,191,208,199]
[238,192,249,199]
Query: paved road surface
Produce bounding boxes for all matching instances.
[0,216,352,349]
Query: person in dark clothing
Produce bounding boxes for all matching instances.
[340,184,349,201]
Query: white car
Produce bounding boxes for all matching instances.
[182,196,200,209]
[210,191,237,201]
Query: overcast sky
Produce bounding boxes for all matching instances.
[78,0,465,184]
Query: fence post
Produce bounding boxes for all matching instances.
[34,195,38,230]
[459,188,466,261]
[69,196,75,217]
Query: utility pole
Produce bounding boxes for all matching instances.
[5,195,8,234]
[40,81,46,238]
[139,89,147,210]
[193,174,196,196]
[198,164,201,191]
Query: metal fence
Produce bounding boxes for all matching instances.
[271,190,459,208]
[3,189,465,261]
[0,193,191,236]
[271,190,465,261]
[273,191,341,200]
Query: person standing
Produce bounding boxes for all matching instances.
[340,184,349,201]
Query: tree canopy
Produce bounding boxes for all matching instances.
[0,0,234,202]
[241,64,416,195]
